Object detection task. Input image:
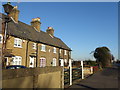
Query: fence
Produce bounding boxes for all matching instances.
[64,63,94,86]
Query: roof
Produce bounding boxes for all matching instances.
[1,13,71,51]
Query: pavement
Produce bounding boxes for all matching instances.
[66,65,120,89]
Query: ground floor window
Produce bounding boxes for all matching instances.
[52,58,56,66]
[12,56,22,65]
[40,58,46,67]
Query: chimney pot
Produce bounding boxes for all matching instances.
[48,27,53,29]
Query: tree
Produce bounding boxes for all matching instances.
[93,46,112,68]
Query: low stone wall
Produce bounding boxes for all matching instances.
[2,66,64,88]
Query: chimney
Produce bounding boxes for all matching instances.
[46,27,54,36]
[31,18,41,32]
[9,6,19,23]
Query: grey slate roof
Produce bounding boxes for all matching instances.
[1,13,71,51]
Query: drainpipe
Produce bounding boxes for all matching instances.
[58,48,60,66]
[36,43,38,67]
[25,40,29,67]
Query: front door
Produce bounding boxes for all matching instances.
[29,57,35,68]
[59,59,64,66]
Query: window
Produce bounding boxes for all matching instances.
[52,58,56,66]
[64,59,67,64]
[64,50,67,55]
[59,49,62,54]
[40,58,46,67]
[33,43,36,49]
[41,44,46,52]
[53,47,56,53]
[12,56,22,65]
[14,38,22,48]
[0,34,3,43]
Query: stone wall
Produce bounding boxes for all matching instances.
[2,66,64,88]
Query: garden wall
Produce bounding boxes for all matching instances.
[2,66,64,88]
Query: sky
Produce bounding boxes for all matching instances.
[1,2,118,60]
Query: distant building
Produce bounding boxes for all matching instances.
[1,3,71,67]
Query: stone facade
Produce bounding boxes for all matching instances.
[4,36,71,67]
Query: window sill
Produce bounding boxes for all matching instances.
[41,50,46,52]
[14,46,22,48]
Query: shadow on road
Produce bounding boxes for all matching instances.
[75,84,98,90]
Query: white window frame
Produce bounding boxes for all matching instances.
[64,59,67,64]
[0,34,3,43]
[12,56,22,65]
[41,44,46,52]
[53,47,56,53]
[52,58,56,66]
[33,43,36,50]
[14,38,22,48]
[64,50,67,55]
[40,57,46,67]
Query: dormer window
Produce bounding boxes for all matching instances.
[41,44,46,52]
[33,43,36,49]
[53,47,56,53]
[14,38,22,48]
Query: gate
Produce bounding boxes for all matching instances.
[64,67,82,85]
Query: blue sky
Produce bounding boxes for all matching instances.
[2,2,118,60]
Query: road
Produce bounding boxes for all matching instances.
[66,65,119,89]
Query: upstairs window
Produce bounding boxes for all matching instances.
[14,38,22,48]
[53,47,56,53]
[64,50,67,55]
[41,44,46,52]
[33,43,36,49]
[59,49,62,54]
[0,35,2,43]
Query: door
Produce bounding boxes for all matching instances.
[29,57,35,68]
[59,59,64,66]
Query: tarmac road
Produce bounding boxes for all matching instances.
[67,65,119,89]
